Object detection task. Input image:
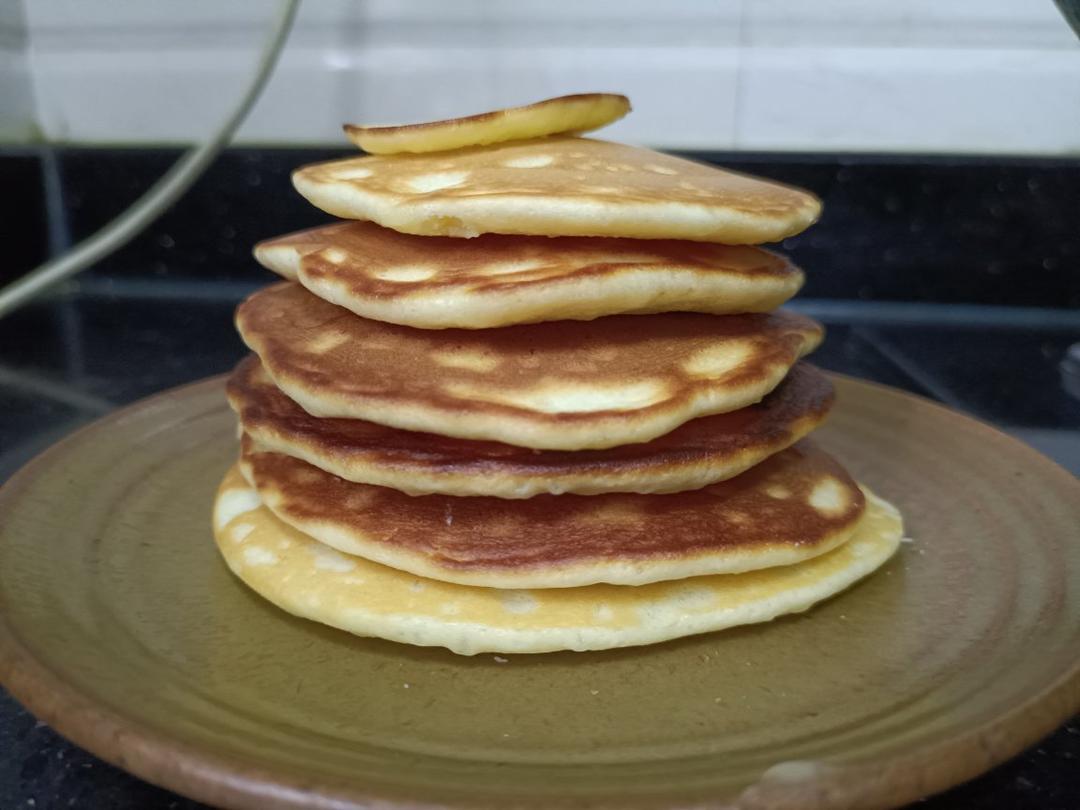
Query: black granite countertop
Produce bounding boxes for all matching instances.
[0,147,1078,809]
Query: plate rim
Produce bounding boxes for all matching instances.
[0,372,1078,810]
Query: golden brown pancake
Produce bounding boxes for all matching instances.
[254,221,804,329]
[292,136,821,244]
[235,283,823,450]
[255,221,804,329]
[228,356,833,498]
[237,439,866,589]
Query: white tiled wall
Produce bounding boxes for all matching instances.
[6,0,1080,153]
[0,0,35,140]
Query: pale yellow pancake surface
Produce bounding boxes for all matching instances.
[213,465,903,655]
[236,283,823,450]
[255,221,804,329]
[292,137,821,244]
[344,93,631,154]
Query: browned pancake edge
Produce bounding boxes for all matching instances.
[238,439,867,588]
[228,355,834,497]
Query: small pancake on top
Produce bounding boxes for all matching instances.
[344,92,631,154]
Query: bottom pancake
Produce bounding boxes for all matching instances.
[212,465,903,655]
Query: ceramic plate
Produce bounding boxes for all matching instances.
[0,374,1078,810]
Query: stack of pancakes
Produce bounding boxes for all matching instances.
[213,94,903,656]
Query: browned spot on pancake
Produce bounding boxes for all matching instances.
[240,439,866,582]
[226,355,834,496]
[234,283,824,449]
[344,492,372,511]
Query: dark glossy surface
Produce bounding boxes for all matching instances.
[0,147,1077,809]
[728,156,1080,308]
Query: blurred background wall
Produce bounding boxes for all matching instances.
[2,0,1077,152]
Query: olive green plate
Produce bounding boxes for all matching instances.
[1,375,1078,810]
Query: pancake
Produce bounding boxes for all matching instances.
[236,283,823,450]
[254,221,804,329]
[228,356,834,498]
[213,465,903,655]
[292,136,820,244]
[237,439,865,588]
[344,93,631,154]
